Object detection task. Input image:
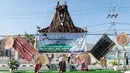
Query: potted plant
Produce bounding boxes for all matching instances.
[8,58,20,73]
[110,60,118,71]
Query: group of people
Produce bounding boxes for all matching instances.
[99,53,129,70]
[58,54,90,73]
[34,54,66,73]
[34,53,129,73]
[34,54,90,73]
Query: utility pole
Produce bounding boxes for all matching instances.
[107,7,120,65]
[107,7,118,34]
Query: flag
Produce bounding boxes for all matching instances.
[13,35,36,61]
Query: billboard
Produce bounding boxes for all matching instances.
[38,33,87,53]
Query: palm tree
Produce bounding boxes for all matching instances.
[24,32,36,65]
[24,32,35,48]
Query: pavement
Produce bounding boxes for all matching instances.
[124,71,130,73]
[0,64,130,73]
[0,57,128,71]
[0,64,128,70]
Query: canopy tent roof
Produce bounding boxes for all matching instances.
[39,1,87,33]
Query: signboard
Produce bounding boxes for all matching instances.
[38,33,87,53]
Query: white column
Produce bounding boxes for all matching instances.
[14,50,19,60]
[35,35,39,49]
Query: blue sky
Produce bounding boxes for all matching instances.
[0,0,130,44]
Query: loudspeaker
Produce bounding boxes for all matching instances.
[90,34,115,60]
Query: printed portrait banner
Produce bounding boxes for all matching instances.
[38,33,87,53]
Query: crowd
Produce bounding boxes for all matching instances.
[34,54,90,73]
[32,53,130,73]
[8,53,130,73]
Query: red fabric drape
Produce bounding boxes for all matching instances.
[35,64,42,73]
[13,35,36,61]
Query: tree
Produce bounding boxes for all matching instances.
[24,32,35,48]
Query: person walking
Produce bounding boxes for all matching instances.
[35,58,42,73]
[58,57,66,73]
[100,56,107,69]
[124,53,129,69]
[47,54,54,70]
[81,60,89,71]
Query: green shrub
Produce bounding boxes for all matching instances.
[109,60,118,66]
[8,58,20,71]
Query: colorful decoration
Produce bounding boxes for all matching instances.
[13,35,36,61]
[2,37,14,49]
[76,53,91,65]
[116,33,129,46]
[35,54,49,64]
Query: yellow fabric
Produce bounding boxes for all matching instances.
[100,58,107,65]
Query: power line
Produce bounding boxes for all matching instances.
[0,33,127,37]
[69,7,110,12]
[87,23,110,27]
[123,6,130,8]
[0,7,110,15]
[117,29,130,31]
[115,22,130,25]
[87,33,130,35]
[0,11,109,19]
[88,30,114,33]
[0,7,111,17]
[117,0,123,13]
[109,0,112,11]
[0,9,109,16]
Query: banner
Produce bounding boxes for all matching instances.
[38,33,87,53]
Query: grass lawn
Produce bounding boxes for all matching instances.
[0,70,122,73]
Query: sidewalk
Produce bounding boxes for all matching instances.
[0,64,127,70]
